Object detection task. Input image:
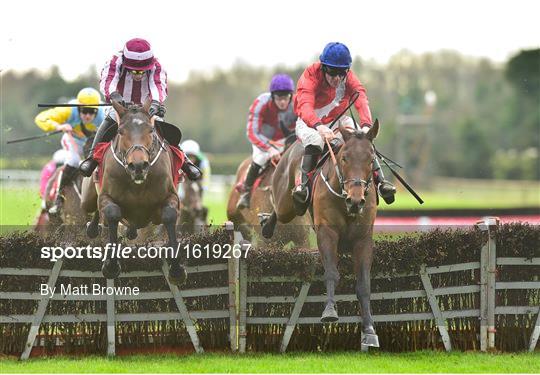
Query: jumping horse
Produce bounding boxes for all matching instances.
[81,99,186,285]
[262,121,381,347]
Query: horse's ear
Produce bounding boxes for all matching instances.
[142,98,152,114]
[366,119,379,141]
[339,123,354,142]
[112,100,126,117]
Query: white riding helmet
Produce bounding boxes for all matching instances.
[181,139,200,155]
[52,149,67,164]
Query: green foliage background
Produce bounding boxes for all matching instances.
[1,49,538,178]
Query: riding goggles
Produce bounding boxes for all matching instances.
[80,107,98,115]
[323,65,349,77]
[129,70,146,75]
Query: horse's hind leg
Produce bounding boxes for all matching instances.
[317,225,340,322]
[86,211,101,238]
[162,198,187,286]
[101,198,122,279]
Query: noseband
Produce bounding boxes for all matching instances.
[320,138,374,200]
[110,126,165,171]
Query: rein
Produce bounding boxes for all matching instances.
[110,129,166,170]
[320,137,373,200]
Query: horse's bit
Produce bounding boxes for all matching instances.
[320,138,374,199]
[110,129,166,171]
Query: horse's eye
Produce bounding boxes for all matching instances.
[341,157,347,163]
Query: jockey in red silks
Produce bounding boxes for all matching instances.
[39,149,67,208]
[236,74,298,209]
[79,38,201,180]
[291,42,396,213]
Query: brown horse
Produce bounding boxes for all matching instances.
[36,166,87,231]
[262,121,381,347]
[81,99,186,284]
[178,179,207,234]
[227,156,310,247]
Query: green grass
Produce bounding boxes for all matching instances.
[0,187,42,227]
[1,351,538,373]
[1,183,539,228]
[0,187,229,228]
[381,189,540,210]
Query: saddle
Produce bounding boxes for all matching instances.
[296,139,344,196]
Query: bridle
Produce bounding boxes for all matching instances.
[320,136,374,200]
[110,122,166,171]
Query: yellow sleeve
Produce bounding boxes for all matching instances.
[35,107,72,132]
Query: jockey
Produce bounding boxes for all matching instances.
[79,37,201,180]
[292,42,396,213]
[236,73,297,209]
[39,149,67,209]
[35,88,105,214]
[179,139,211,196]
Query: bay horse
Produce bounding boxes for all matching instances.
[37,137,95,231]
[81,99,186,284]
[178,179,207,234]
[262,121,381,347]
[36,166,87,231]
[227,143,310,247]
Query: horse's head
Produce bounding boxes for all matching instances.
[337,119,379,215]
[112,99,155,184]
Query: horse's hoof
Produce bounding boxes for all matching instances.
[102,259,121,279]
[168,263,187,286]
[361,333,380,347]
[320,304,339,322]
[86,222,101,238]
[258,213,271,226]
[126,226,137,240]
[261,222,274,239]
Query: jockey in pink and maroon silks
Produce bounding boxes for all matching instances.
[291,42,396,214]
[79,38,201,181]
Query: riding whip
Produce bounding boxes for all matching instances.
[38,103,112,108]
[376,151,424,204]
[6,130,62,144]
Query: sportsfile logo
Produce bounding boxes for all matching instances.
[40,243,250,262]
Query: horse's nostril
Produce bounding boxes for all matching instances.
[127,163,135,171]
[142,161,150,169]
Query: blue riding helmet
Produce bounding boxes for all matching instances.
[319,42,352,68]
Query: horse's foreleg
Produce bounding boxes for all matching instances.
[162,196,186,286]
[100,195,122,279]
[317,225,340,322]
[86,211,101,238]
[260,211,277,239]
[353,237,379,347]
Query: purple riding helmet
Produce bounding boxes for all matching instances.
[269,73,294,93]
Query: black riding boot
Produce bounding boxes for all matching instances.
[236,162,262,210]
[292,145,321,215]
[49,165,79,215]
[374,157,396,204]
[79,117,117,177]
[181,157,202,180]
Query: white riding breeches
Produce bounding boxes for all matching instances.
[295,115,355,150]
[61,133,85,168]
[252,143,284,166]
